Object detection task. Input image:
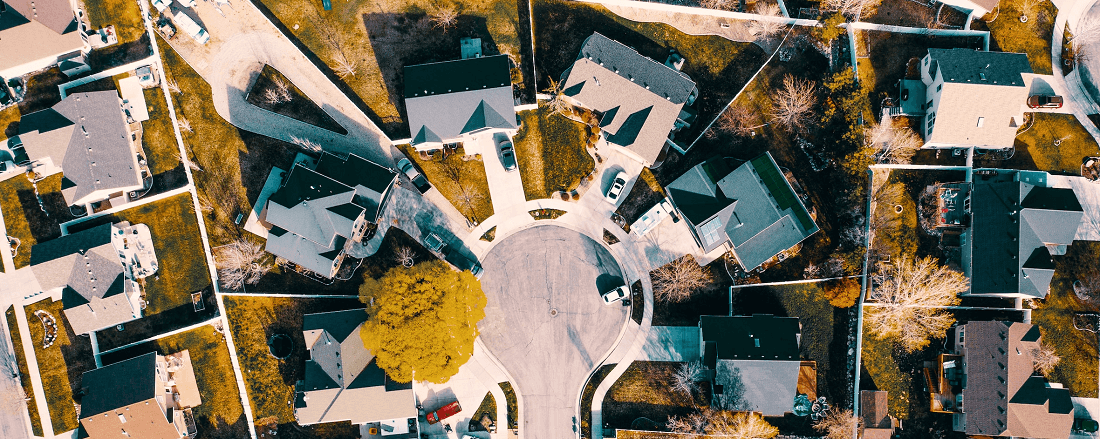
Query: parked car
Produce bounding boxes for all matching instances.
[443,247,483,278]
[601,284,629,305]
[426,400,462,424]
[1027,95,1063,109]
[397,158,431,193]
[497,135,517,171]
[605,171,628,204]
[173,11,209,45]
[1074,418,1099,433]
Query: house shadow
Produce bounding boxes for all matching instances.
[236,129,298,207]
[730,286,788,317]
[362,12,501,138]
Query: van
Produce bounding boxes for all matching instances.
[173,11,210,44]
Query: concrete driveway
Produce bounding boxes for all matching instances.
[477,225,629,439]
[466,132,526,214]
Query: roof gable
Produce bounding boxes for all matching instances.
[3,0,75,34]
[928,48,1031,86]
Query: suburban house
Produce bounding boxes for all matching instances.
[403,52,517,152]
[699,314,814,416]
[860,390,898,439]
[14,90,147,207]
[895,48,1033,150]
[936,170,1100,298]
[29,221,158,335]
[79,351,202,439]
[262,152,397,279]
[0,0,89,79]
[559,32,698,167]
[937,0,997,18]
[665,152,818,271]
[927,321,1073,438]
[294,309,417,429]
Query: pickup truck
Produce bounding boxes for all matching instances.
[422,232,483,278]
[173,11,210,45]
[425,400,462,424]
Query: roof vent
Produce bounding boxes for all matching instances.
[979,72,987,81]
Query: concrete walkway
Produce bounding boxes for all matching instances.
[12,304,53,438]
[161,0,393,166]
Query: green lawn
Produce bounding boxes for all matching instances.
[499,381,518,429]
[861,320,912,419]
[113,193,211,315]
[255,0,526,136]
[0,176,36,269]
[986,0,1057,75]
[142,87,182,176]
[513,105,594,200]
[5,306,42,436]
[83,0,146,44]
[0,173,73,269]
[396,145,494,224]
[222,295,362,423]
[24,298,94,433]
[1016,113,1100,173]
[0,105,19,140]
[158,35,252,245]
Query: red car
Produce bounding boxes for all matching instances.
[425,401,462,424]
[1027,95,1063,108]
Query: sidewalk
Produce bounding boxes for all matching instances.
[13,304,53,438]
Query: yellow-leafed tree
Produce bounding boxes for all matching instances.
[358,260,487,384]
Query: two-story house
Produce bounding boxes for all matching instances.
[0,0,90,79]
[79,351,202,439]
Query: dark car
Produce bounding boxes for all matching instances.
[497,135,517,172]
[1027,95,1063,109]
[397,158,431,193]
[443,246,483,278]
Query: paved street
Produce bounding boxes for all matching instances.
[0,321,29,439]
[477,225,629,439]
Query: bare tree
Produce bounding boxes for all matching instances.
[770,74,818,133]
[716,102,765,136]
[708,411,779,438]
[263,77,293,104]
[176,116,193,133]
[651,255,712,302]
[667,410,708,436]
[429,3,459,31]
[215,240,272,290]
[290,136,323,154]
[455,183,485,221]
[166,78,182,94]
[699,0,737,11]
[543,78,571,116]
[672,361,704,395]
[1032,341,1061,376]
[821,0,883,17]
[814,409,861,439]
[867,256,967,352]
[867,116,922,164]
[197,192,215,214]
[1073,15,1100,55]
[749,3,786,40]
[333,51,358,78]
[1017,0,1045,21]
[394,246,415,268]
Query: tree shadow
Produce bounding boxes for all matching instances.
[731,286,788,317]
[362,12,501,138]
[16,187,64,243]
[87,34,152,71]
[195,412,250,439]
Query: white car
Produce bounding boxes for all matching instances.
[605,171,628,204]
[601,285,629,305]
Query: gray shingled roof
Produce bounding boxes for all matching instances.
[561,33,696,166]
[960,321,1073,438]
[81,352,156,417]
[404,55,516,145]
[20,91,142,205]
[970,175,1083,297]
[715,359,799,416]
[3,0,76,34]
[667,153,818,269]
[29,223,138,334]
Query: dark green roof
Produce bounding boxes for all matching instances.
[699,315,800,361]
[403,54,512,98]
[268,165,352,209]
[314,153,395,195]
[81,352,155,417]
[927,48,1031,86]
[303,308,366,342]
[327,203,364,221]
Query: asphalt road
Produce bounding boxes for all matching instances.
[478,225,628,439]
[0,329,28,439]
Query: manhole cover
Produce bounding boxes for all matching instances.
[550,308,558,317]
